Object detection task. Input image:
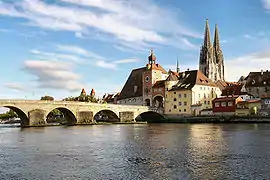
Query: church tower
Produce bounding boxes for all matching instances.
[199,19,225,82]
[213,24,225,81]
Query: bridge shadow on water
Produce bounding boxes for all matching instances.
[136,111,165,123]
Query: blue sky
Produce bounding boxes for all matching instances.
[0,0,270,104]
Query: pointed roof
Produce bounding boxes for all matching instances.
[90,88,95,96]
[203,19,212,48]
[148,49,156,63]
[80,88,86,96]
[213,24,220,49]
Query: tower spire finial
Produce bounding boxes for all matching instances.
[213,23,220,50]
[176,56,180,73]
[204,19,212,48]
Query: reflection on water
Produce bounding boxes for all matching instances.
[1,124,270,179]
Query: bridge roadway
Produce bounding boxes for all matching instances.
[0,99,161,127]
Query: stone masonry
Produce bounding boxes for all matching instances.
[0,100,154,126]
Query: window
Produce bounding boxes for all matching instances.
[174,105,177,109]
[174,98,177,101]
[174,92,176,94]
[204,101,206,104]
[165,95,167,98]
[228,101,233,106]
[208,101,210,105]
[221,102,226,107]
[184,94,187,98]
[159,88,162,92]
[179,102,182,106]
[215,102,220,107]
[204,93,206,98]
[184,109,186,112]
[179,94,182,98]
[200,87,202,90]
[184,102,187,106]
[179,109,181,112]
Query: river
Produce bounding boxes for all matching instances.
[1,123,270,179]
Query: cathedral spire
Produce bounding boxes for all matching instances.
[176,57,180,73]
[203,19,212,48]
[213,24,220,50]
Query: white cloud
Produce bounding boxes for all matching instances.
[225,49,270,81]
[113,58,139,64]
[56,45,103,59]
[23,60,83,91]
[96,60,117,70]
[30,49,88,64]
[244,34,253,39]
[0,0,200,50]
[262,0,270,10]
[4,83,27,91]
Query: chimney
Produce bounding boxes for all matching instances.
[261,69,264,75]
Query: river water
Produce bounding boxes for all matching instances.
[1,123,270,179]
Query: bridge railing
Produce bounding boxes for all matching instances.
[0,99,151,109]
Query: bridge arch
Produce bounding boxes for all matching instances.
[135,111,165,122]
[46,107,77,125]
[94,109,120,122]
[1,105,29,126]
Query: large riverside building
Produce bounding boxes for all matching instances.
[117,50,168,106]
[199,19,225,82]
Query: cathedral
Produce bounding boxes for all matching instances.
[199,19,225,82]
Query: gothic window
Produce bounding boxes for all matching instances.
[174,98,177,101]
[174,105,177,109]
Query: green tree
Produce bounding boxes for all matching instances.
[0,109,18,119]
[41,95,54,101]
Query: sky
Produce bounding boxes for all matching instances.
[0,0,270,107]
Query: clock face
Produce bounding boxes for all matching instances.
[145,76,150,82]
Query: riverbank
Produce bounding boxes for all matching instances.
[158,116,270,123]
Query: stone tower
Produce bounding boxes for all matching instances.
[199,19,225,82]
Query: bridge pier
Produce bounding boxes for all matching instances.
[76,111,94,124]
[119,111,135,122]
[28,109,47,126]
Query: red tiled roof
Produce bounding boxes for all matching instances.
[221,84,244,96]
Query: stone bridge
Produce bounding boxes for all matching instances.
[0,100,164,127]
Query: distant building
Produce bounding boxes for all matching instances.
[244,70,270,98]
[103,92,120,104]
[212,96,243,116]
[199,19,225,82]
[261,96,270,115]
[165,69,222,116]
[235,100,261,116]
